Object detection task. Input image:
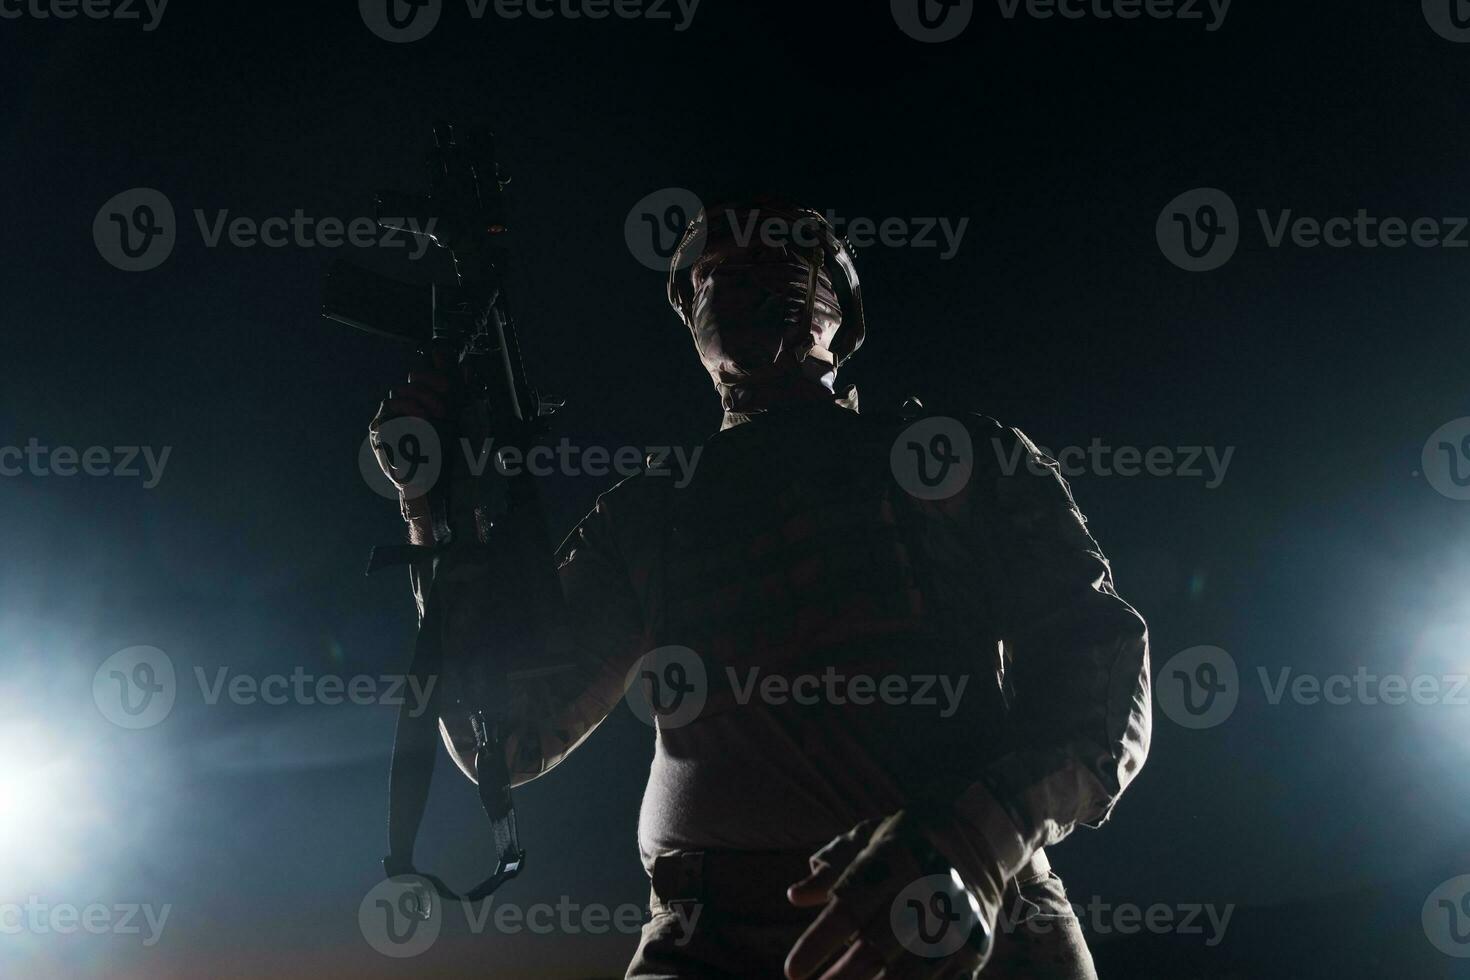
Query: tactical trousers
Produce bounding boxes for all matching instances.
[626,849,1098,980]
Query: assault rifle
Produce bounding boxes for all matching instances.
[323,120,562,909]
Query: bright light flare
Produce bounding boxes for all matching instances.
[0,759,68,840]
[0,723,97,887]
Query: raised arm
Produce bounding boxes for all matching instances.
[935,418,1151,895]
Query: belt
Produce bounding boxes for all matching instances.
[647,846,1052,913]
[649,849,813,914]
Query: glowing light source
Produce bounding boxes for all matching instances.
[0,723,94,887]
[0,759,65,843]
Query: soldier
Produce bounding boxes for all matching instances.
[369,197,1151,979]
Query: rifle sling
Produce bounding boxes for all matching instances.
[374,546,526,909]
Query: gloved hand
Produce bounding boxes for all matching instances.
[785,810,1002,980]
[368,349,460,515]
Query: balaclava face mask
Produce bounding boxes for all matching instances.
[670,198,864,417]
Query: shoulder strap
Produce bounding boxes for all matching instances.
[374,546,525,910]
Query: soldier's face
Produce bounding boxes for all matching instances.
[689,245,842,383]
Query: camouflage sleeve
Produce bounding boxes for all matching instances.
[936,418,1152,887]
[497,492,648,786]
[419,490,648,788]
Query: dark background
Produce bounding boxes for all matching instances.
[3,0,1469,976]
